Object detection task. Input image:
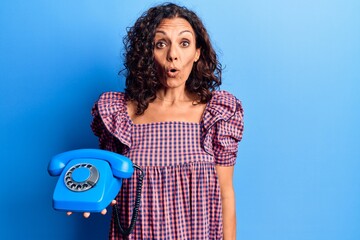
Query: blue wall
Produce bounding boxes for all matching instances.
[1,0,359,239]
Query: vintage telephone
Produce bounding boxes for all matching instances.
[48,149,144,236]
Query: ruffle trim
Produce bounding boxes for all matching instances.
[95,90,243,157]
[201,90,244,156]
[96,92,132,150]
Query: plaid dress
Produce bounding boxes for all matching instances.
[91,91,244,240]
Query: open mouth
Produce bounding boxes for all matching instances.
[166,68,179,77]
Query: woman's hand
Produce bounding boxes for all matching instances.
[66,200,117,218]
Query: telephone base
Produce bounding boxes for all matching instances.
[52,158,123,212]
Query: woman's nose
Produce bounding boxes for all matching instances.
[167,45,178,61]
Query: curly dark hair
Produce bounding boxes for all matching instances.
[123,3,222,115]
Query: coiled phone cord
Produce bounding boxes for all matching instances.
[113,164,144,236]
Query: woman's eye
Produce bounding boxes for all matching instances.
[155,41,166,49]
[181,41,190,47]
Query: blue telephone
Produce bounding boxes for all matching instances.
[48,149,135,212]
[48,149,144,236]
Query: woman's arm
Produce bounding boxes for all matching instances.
[216,165,236,240]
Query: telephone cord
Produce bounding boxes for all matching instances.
[113,164,144,236]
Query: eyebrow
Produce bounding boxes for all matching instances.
[155,30,194,36]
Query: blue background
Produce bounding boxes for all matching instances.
[1,0,359,239]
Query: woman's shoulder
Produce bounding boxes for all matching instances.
[210,90,240,102]
[97,91,126,103]
[201,90,244,158]
[205,90,243,122]
[92,91,132,148]
[95,91,127,115]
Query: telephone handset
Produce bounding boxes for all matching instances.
[48,149,144,236]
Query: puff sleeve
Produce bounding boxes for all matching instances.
[202,91,244,166]
[213,99,244,166]
[90,92,132,154]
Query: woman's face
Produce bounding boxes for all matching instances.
[153,17,200,89]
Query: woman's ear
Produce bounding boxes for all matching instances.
[194,48,201,62]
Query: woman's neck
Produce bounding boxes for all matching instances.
[156,88,197,103]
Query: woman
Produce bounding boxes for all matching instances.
[91,3,244,239]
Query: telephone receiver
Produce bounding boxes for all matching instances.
[48,149,136,212]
